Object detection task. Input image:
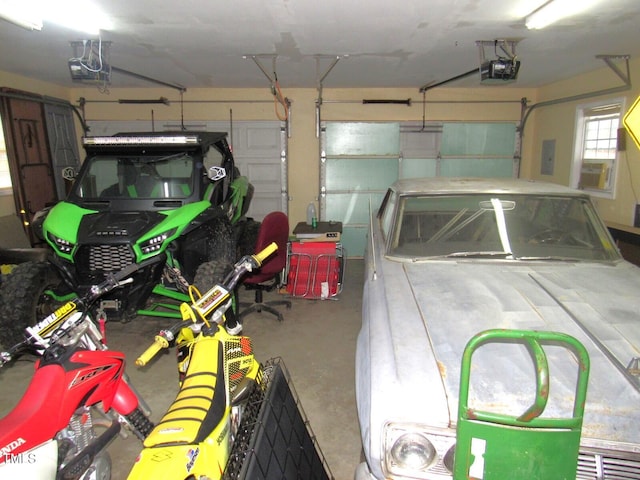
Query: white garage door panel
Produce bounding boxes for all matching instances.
[248,194,283,220]
[247,163,281,183]
[208,121,286,221]
[245,126,281,152]
[246,162,284,220]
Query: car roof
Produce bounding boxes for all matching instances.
[391,177,589,197]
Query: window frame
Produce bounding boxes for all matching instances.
[0,115,12,196]
[571,97,625,199]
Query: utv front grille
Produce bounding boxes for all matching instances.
[77,244,135,273]
[578,450,640,479]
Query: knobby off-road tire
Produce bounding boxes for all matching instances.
[234,218,261,260]
[0,260,62,349]
[193,259,232,293]
[194,259,239,329]
[125,407,155,439]
[204,216,236,268]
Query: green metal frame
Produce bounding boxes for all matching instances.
[140,284,238,320]
[454,329,590,480]
[136,284,191,319]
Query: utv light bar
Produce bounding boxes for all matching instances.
[83,135,200,146]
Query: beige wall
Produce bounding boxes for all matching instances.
[526,57,640,227]
[2,59,639,229]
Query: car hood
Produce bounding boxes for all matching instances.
[401,259,640,444]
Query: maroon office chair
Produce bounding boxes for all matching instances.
[238,211,291,322]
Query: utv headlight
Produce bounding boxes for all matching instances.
[383,422,457,478]
[140,228,176,254]
[48,232,75,254]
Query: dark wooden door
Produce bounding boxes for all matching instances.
[0,88,57,246]
[44,101,81,199]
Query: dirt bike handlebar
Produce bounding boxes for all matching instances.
[135,332,171,367]
[135,243,278,367]
[0,336,36,366]
[253,242,277,266]
[221,242,278,292]
[0,255,167,364]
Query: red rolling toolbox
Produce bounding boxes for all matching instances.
[286,241,344,299]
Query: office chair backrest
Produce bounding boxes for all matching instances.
[248,211,289,281]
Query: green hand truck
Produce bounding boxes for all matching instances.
[454,329,590,480]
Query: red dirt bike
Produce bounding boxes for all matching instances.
[0,259,157,479]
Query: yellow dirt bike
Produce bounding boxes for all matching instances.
[127,243,277,480]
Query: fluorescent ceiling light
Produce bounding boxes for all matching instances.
[525,0,599,29]
[0,0,112,34]
[0,3,43,30]
[43,0,113,34]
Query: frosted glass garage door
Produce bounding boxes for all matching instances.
[321,121,517,257]
[440,123,516,177]
[322,122,400,258]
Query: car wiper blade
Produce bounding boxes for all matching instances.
[516,256,577,262]
[445,251,512,258]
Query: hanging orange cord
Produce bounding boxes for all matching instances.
[272,73,289,121]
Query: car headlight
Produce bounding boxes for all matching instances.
[48,232,75,254]
[383,422,456,479]
[390,432,436,470]
[140,228,176,254]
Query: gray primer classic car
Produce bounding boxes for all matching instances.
[355,177,640,480]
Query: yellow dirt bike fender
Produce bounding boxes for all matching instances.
[128,436,230,480]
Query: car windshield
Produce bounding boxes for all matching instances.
[387,193,620,261]
[74,153,197,200]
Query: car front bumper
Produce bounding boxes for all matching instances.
[355,461,378,480]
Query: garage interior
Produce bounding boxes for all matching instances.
[1,0,640,479]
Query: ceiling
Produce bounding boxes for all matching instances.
[1,0,639,93]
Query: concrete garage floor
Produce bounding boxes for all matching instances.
[0,258,364,480]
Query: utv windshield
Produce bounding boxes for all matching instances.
[388,193,620,261]
[75,153,197,200]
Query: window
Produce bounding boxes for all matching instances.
[572,99,623,197]
[0,116,11,194]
